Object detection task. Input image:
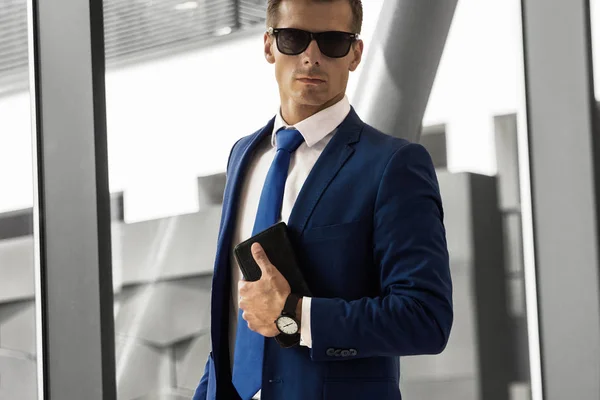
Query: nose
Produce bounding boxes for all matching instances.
[302,38,322,65]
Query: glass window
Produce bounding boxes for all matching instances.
[104,0,267,397]
[103,0,535,398]
[0,0,39,398]
[104,1,387,396]
[415,0,533,399]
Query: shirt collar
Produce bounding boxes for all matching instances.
[271,95,351,148]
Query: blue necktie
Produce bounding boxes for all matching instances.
[232,128,305,399]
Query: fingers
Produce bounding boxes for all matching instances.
[242,312,272,335]
[251,242,274,275]
[238,280,248,296]
[241,311,258,333]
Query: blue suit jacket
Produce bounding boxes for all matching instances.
[193,108,453,400]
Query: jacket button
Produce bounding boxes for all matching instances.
[349,349,357,356]
[341,350,350,357]
[326,348,335,356]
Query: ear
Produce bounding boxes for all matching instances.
[348,39,364,72]
[264,32,276,64]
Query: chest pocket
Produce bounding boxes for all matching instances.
[302,220,365,242]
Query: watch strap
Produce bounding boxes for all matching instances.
[283,293,300,317]
[274,293,301,347]
[275,332,300,348]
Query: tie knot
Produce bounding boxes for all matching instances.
[276,128,305,153]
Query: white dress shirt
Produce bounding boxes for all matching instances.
[228,96,351,379]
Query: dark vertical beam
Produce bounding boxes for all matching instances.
[470,175,512,400]
[353,0,458,142]
[233,0,242,30]
[28,0,116,398]
[0,209,34,239]
[521,1,600,399]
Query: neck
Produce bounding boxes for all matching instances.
[280,93,345,126]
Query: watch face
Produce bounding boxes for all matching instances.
[276,316,298,335]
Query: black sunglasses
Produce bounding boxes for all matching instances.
[267,27,359,59]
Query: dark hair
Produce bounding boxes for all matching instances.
[266,0,363,34]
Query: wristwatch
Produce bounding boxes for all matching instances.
[275,293,300,335]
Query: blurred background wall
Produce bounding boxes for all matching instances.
[3,0,598,398]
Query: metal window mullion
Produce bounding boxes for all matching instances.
[28,0,116,398]
[521,1,600,399]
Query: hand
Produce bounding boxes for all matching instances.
[238,243,291,337]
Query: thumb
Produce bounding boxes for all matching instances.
[251,242,274,276]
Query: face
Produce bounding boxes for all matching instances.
[264,0,364,110]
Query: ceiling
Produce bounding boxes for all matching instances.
[0,0,267,96]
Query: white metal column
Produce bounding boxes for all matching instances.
[353,0,458,142]
[521,1,600,398]
[28,0,116,398]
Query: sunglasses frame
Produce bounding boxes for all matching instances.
[267,27,360,59]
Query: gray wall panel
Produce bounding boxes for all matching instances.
[494,114,521,210]
[0,209,33,240]
[112,221,124,294]
[115,336,171,400]
[511,383,532,400]
[175,334,211,392]
[507,277,526,318]
[197,174,226,208]
[401,377,477,400]
[119,207,220,285]
[0,350,36,400]
[437,172,474,265]
[0,301,35,356]
[503,213,524,277]
[115,281,210,347]
[0,236,34,302]
[420,124,447,169]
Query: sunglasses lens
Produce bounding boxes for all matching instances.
[317,32,353,58]
[277,29,311,55]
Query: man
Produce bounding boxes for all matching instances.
[193,0,453,399]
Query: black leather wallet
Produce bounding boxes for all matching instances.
[233,221,311,297]
[233,222,311,348]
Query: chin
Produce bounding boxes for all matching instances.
[294,91,330,107]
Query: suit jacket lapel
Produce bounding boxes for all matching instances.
[210,107,363,376]
[210,117,274,376]
[288,107,364,234]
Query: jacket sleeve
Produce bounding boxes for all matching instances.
[308,143,453,362]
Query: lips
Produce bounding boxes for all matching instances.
[298,77,325,84]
